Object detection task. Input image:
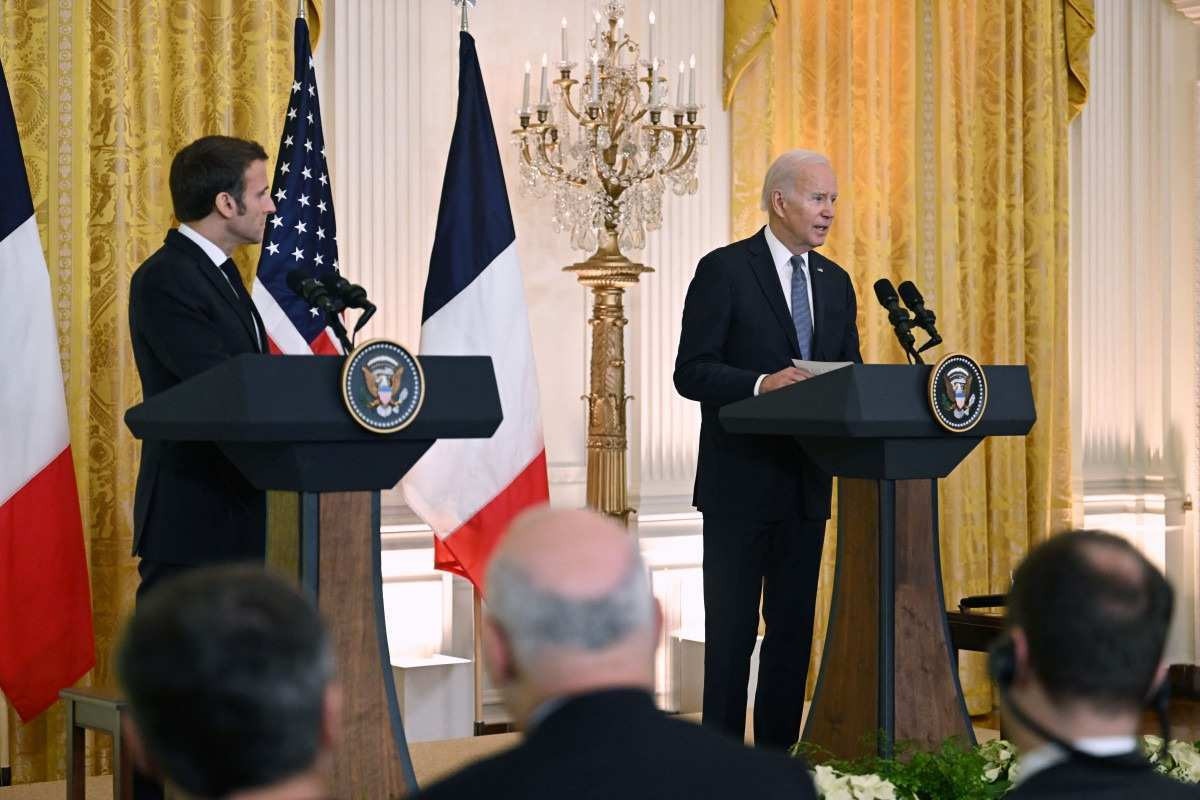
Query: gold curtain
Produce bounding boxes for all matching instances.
[1,0,318,782]
[726,0,1085,713]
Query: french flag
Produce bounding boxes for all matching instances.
[401,32,549,591]
[0,55,94,720]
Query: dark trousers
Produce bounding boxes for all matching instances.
[700,514,826,751]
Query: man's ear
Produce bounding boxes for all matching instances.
[321,682,344,751]
[481,614,516,685]
[1010,627,1032,686]
[213,191,238,220]
[121,715,157,777]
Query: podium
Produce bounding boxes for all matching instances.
[720,364,1034,758]
[126,354,502,798]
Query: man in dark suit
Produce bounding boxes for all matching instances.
[129,135,275,601]
[674,150,861,749]
[415,508,818,800]
[997,530,1199,798]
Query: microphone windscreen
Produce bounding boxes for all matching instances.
[285,269,308,294]
[873,278,898,307]
[897,280,923,308]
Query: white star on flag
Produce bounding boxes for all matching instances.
[266,242,280,255]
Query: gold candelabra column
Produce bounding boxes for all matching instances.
[566,228,651,522]
[513,1,704,522]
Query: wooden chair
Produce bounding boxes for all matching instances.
[946,594,1006,665]
[60,687,132,800]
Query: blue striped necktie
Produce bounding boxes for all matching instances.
[790,254,813,359]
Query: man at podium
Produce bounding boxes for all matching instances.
[128,136,274,601]
[674,149,862,749]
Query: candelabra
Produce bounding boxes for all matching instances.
[513,0,704,522]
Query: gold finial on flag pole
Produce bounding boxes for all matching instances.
[452,0,476,32]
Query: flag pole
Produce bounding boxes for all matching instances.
[452,0,473,33]
[473,588,485,735]
[297,0,305,19]
[0,693,10,786]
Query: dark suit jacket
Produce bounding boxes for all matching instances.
[128,229,267,565]
[674,228,862,521]
[1007,753,1200,799]
[414,689,818,800]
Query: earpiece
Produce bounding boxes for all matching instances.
[987,634,1016,689]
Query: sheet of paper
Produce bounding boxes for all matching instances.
[791,360,853,376]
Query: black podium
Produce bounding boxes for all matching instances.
[720,364,1034,758]
[126,354,501,798]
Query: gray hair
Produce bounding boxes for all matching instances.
[486,541,655,664]
[760,149,832,212]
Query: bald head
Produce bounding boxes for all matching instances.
[483,508,658,705]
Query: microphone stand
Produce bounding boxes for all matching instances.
[323,308,354,353]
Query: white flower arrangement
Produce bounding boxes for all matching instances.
[813,764,909,800]
[1143,735,1200,783]
[977,738,1019,784]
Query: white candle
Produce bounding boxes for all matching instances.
[648,11,656,64]
[591,53,600,104]
[561,17,569,62]
[689,54,696,106]
[650,58,660,105]
[594,10,602,47]
[539,53,549,105]
[522,61,531,112]
[676,60,685,107]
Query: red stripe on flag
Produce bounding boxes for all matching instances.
[310,330,340,355]
[0,447,94,720]
[433,449,549,593]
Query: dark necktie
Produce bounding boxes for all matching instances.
[790,254,813,360]
[217,258,264,352]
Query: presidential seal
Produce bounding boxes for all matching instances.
[341,339,425,433]
[928,353,987,433]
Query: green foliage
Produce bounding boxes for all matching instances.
[792,738,1013,800]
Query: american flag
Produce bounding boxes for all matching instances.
[252,14,341,355]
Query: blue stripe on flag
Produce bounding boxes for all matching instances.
[423,32,517,323]
[0,56,35,243]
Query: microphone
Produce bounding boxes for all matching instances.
[897,281,942,352]
[286,269,336,315]
[320,272,376,332]
[873,278,920,363]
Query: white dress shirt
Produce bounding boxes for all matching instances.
[1010,735,1140,788]
[753,223,816,396]
[177,223,262,351]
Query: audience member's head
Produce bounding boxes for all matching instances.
[482,507,661,727]
[993,529,1174,747]
[117,564,340,799]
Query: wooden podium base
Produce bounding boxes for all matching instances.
[269,491,417,798]
[803,478,973,759]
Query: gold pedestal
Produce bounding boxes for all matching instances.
[565,229,651,524]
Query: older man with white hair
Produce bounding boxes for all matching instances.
[414,507,817,800]
[674,149,863,749]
